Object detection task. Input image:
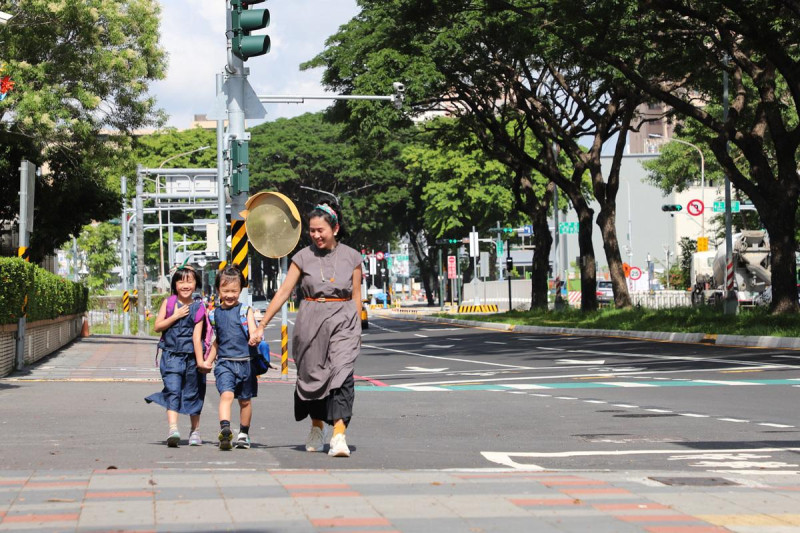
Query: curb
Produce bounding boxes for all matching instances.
[377,310,800,350]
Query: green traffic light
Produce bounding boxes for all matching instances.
[661,204,683,212]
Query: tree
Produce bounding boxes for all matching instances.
[0,0,166,261]
[78,222,120,294]
[542,0,800,313]
[305,0,646,310]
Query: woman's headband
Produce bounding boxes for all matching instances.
[314,204,338,224]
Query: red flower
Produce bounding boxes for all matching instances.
[0,76,15,94]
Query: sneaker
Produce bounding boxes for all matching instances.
[218,427,233,450]
[235,432,251,449]
[167,429,180,448]
[305,426,324,452]
[328,433,350,457]
[188,431,202,446]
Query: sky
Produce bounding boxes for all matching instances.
[150,0,360,129]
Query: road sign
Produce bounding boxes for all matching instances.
[713,201,740,213]
[558,222,578,234]
[687,199,704,216]
[519,224,533,236]
[629,266,642,281]
[469,231,479,257]
[697,237,709,252]
[447,255,457,279]
[376,251,385,261]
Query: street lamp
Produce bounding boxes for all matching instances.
[155,146,211,285]
[649,134,706,236]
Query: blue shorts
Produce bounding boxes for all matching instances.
[214,359,258,399]
[145,350,206,415]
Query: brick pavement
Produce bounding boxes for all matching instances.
[1,469,799,532]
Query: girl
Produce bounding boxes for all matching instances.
[145,266,208,447]
[253,201,362,457]
[206,264,258,450]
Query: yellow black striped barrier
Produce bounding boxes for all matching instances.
[17,246,30,262]
[231,220,248,286]
[122,291,130,312]
[456,304,499,313]
[281,324,289,379]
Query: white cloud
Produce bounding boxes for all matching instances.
[150,0,359,129]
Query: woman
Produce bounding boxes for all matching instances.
[253,201,363,457]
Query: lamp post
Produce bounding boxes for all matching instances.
[155,146,211,284]
[649,134,705,236]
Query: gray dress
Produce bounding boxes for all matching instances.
[291,243,362,401]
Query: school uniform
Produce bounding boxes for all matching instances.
[145,300,206,415]
[213,303,258,399]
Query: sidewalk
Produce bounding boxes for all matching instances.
[1,468,799,531]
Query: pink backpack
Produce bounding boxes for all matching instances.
[155,295,214,365]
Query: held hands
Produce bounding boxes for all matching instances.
[248,326,264,346]
[197,359,213,373]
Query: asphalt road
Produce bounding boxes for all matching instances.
[2,313,799,474]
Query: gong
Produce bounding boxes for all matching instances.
[243,191,302,258]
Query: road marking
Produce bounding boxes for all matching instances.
[557,359,606,365]
[484,341,507,345]
[584,400,607,404]
[612,403,638,408]
[598,382,655,388]
[422,344,455,349]
[361,343,543,370]
[679,413,709,418]
[402,366,448,373]
[481,447,800,471]
[718,418,749,423]
[758,423,795,428]
[645,409,673,413]
[413,333,429,338]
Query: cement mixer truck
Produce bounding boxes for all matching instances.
[690,230,771,306]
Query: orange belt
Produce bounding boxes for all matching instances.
[305,297,351,303]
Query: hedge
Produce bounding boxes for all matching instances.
[0,257,88,325]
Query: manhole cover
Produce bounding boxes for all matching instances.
[650,477,739,487]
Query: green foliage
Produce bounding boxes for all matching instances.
[0,0,167,261]
[77,222,121,294]
[401,118,519,237]
[0,257,87,325]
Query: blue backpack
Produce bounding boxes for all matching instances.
[209,304,270,375]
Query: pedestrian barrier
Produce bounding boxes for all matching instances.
[456,304,499,313]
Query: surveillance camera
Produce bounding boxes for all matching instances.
[0,11,13,24]
[392,82,405,93]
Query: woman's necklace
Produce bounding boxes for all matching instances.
[320,245,338,283]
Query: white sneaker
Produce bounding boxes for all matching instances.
[328,433,350,457]
[305,426,324,452]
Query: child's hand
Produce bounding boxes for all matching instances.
[197,360,213,373]
[174,304,190,319]
[248,326,264,346]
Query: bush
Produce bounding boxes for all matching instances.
[0,257,88,325]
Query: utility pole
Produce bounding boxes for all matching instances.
[135,173,146,335]
[121,177,131,335]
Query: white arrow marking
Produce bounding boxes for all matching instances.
[556,359,606,365]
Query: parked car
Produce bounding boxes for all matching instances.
[596,280,613,304]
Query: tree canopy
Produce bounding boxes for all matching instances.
[0,0,166,261]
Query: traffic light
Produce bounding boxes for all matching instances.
[435,238,469,245]
[488,227,516,234]
[229,138,249,195]
[661,204,683,212]
[230,0,270,61]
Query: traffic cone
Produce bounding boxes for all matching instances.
[80,317,90,337]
